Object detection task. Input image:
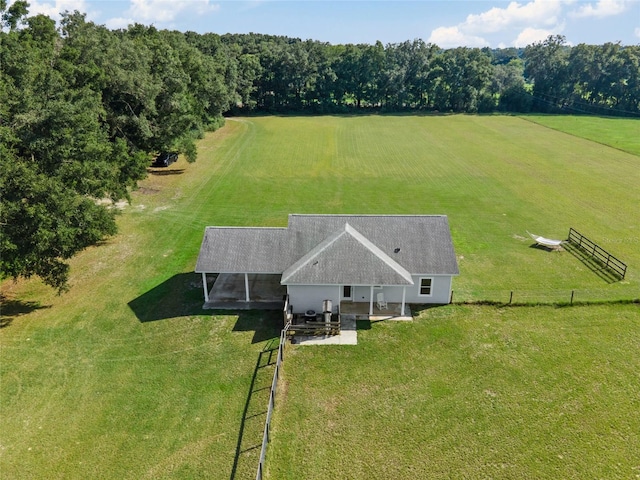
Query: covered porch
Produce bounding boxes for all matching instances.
[340,300,413,321]
[201,273,286,310]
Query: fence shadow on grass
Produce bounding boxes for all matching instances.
[230,340,279,480]
[562,242,623,284]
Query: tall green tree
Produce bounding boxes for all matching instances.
[0,11,124,290]
[568,43,640,115]
[0,8,232,291]
[524,35,570,111]
[493,58,532,112]
[433,47,493,112]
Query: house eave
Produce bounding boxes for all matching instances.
[281,280,415,286]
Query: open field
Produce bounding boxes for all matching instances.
[1,114,639,479]
[269,304,640,479]
[522,114,640,157]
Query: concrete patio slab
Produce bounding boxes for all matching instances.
[292,316,358,346]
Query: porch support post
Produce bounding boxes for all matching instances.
[401,286,406,316]
[244,273,251,302]
[369,286,374,316]
[202,272,209,303]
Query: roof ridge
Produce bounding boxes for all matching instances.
[281,222,413,285]
[342,223,413,283]
[280,223,350,283]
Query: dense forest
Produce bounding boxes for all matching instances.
[1,2,639,290]
[216,33,640,116]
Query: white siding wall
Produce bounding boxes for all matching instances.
[288,276,452,311]
[287,285,340,314]
[345,276,452,305]
[352,286,374,302]
[351,285,405,303]
[403,275,452,304]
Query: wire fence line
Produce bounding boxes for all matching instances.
[253,288,636,478]
[256,319,291,480]
[452,288,639,306]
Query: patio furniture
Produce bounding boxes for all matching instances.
[376,293,387,310]
[527,231,565,249]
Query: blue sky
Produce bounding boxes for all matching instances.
[12,0,640,47]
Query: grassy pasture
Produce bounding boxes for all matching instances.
[522,114,640,157]
[1,114,639,479]
[269,304,640,480]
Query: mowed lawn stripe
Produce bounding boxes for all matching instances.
[521,114,640,156]
[202,115,637,297]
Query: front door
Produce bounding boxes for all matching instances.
[342,285,353,301]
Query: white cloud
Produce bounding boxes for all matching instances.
[571,0,630,18]
[462,0,564,35]
[635,27,640,38]
[124,0,219,24]
[513,27,557,47]
[18,0,88,21]
[427,0,573,48]
[427,26,489,48]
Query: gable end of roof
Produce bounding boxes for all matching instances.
[281,222,414,285]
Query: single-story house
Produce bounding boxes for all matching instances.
[195,214,459,316]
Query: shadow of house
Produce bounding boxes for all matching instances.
[355,319,373,330]
[232,310,282,344]
[128,274,283,344]
[128,272,209,322]
[410,304,444,317]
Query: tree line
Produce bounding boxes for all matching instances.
[1,3,639,291]
[209,33,639,116]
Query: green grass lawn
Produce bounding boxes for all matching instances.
[268,304,640,479]
[522,114,640,157]
[1,114,639,479]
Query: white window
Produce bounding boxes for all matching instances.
[419,277,433,296]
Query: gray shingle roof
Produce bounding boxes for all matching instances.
[195,214,459,283]
[195,227,289,273]
[287,215,459,276]
[281,223,414,285]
